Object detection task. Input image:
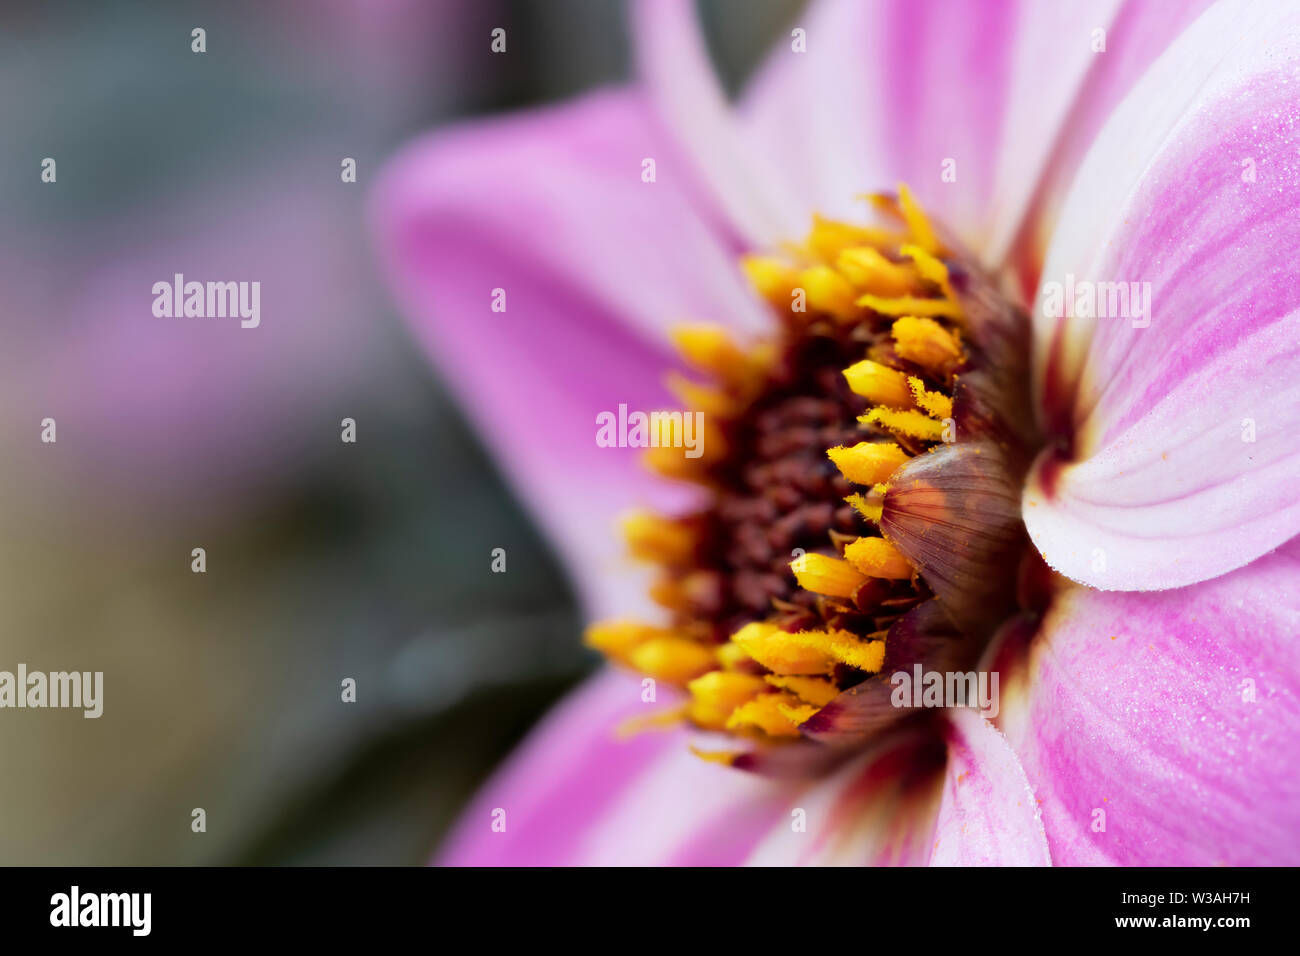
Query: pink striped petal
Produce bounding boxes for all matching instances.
[994,537,1300,866]
[732,0,1201,281]
[1027,0,1300,590]
[633,0,806,246]
[930,707,1051,866]
[372,90,769,617]
[437,669,797,866]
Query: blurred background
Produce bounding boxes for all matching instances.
[0,0,800,864]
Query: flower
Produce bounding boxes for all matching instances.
[373,0,1300,865]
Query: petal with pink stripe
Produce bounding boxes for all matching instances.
[995,537,1300,866]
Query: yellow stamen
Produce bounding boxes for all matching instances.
[687,671,768,730]
[717,641,753,671]
[790,552,869,600]
[858,294,963,318]
[859,406,946,441]
[621,511,695,565]
[643,415,726,480]
[670,324,758,384]
[899,243,951,290]
[842,359,913,408]
[907,376,954,419]
[857,191,903,220]
[583,619,664,659]
[627,636,718,685]
[835,247,916,297]
[648,576,689,611]
[730,620,837,676]
[845,490,884,523]
[898,183,941,255]
[806,213,905,260]
[798,265,860,321]
[890,316,964,372]
[740,255,800,304]
[648,570,724,613]
[665,371,740,419]
[689,747,739,766]
[788,627,886,672]
[764,674,840,707]
[726,691,810,737]
[616,704,689,739]
[843,535,914,580]
[826,441,909,485]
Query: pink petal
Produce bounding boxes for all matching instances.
[732,0,1198,279]
[633,0,806,246]
[1007,0,1215,294]
[930,707,1051,866]
[745,729,945,865]
[994,537,1300,866]
[1027,0,1300,590]
[436,669,797,866]
[371,90,769,617]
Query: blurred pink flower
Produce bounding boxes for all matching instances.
[375,0,1300,865]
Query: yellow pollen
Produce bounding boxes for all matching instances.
[788,627,886,672]
[843,535,914,580]
[842,359,913,408]
[845,490,885,523]
[890,316,964,372]
[907,376,954,419]
[858,293,963,318]
[764,674,840,707]
[790,552,869,600]
[730,620,837,676]
[798,264,860,321]
[826,441,909,485]
[726,691,810,737]
[835,247,916,297]
[859,406,947,441]
[898,183,941,255]
[627,636,718,685]
[687,670,769,730]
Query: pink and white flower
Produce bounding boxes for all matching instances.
[373,0,1300,865]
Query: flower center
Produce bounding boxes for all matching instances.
[587,187,1038,768]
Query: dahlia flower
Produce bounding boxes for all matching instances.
[374,0,1300,865]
